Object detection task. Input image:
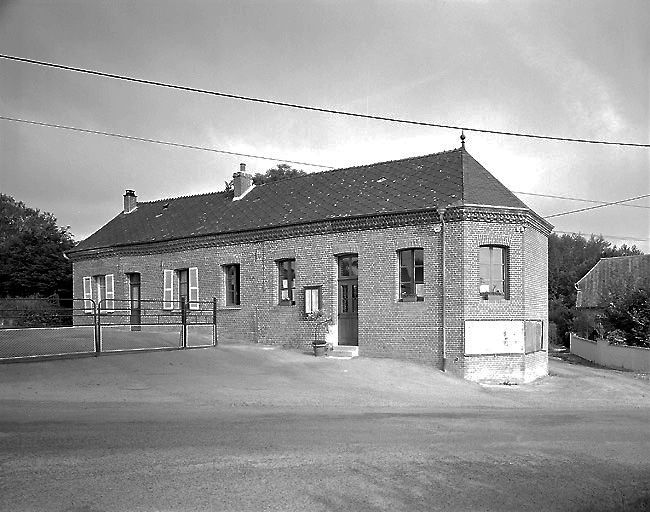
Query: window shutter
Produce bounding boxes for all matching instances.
[189,267,199,310]
[524,320,543,353]
[104,274,115,312]
[83,276,93,313]
[163,269,174,310]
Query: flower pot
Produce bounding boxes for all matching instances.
[313,343,327,357]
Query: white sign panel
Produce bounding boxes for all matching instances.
[465,320,525,355]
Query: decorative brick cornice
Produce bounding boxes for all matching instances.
[443,206,553,236]
[68,210,442,261]
[69,205,552,262]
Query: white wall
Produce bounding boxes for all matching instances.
[570,333,650,373]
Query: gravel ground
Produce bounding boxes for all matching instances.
[1,343,649,511]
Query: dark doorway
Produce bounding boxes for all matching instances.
[128,273,141,331]
[338,254,358,346]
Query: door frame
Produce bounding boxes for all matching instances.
[337,254,358,346]
[128,273,141,331]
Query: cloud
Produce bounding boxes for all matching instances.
[507,29,625,137]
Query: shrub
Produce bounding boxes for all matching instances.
[0,295,73,328]
[601,288,650,348]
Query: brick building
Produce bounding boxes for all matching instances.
[68,145,552,383]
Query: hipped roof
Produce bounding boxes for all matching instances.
[70,147,533,253]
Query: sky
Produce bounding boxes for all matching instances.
[1,0,649,252]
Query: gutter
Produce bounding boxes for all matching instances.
[439,207,447,369]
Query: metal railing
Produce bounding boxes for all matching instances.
[0,297,217,362]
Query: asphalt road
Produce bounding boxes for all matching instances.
[1,345,649,511]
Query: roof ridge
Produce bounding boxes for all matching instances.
[139,147,465,201]
[255,146,464,189]
[599,254,648,260]
[142,189,230,204]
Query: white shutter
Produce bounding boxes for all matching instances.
[104,274,115,312]
[163,269,174,310]
[83,276,93,313]
[189,267,199,310]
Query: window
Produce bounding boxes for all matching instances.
[304,286,321,315]
[479,246,508,299]
[278,259,296,305]
[224,264,240,306]
[398,249,424,302]
[82,274,114,312]
[178,269,189,307]
[94,275,106,303]
[163,268,199,310]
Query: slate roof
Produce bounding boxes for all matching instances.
[576,254,650,308]
[70,147,531,253]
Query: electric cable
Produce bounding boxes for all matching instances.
[1,53,648,148]
[514,191,650,210]
[552,230,649,242]
[544,193,650,219]
[3,113,649,226]
[0,115,333,169]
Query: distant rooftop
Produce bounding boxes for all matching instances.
[576,254,650,308]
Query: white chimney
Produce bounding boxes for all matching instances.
[123,189,137,214]
[232,163,254,200]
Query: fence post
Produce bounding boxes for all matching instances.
[95,300,101,355]
[212,297,218,346]
[181,299,187,349]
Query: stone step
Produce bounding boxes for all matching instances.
[329,345,359,358]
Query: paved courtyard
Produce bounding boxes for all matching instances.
[1,344,649,511]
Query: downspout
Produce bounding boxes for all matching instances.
[439,207,447,370]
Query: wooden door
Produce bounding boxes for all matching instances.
[338,254,358,346]
[129,273,141,331]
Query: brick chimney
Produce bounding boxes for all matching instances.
[232,163,254,200]
[123,189,137,214]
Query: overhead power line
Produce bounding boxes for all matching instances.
[553,230,649,242]
[1,53,649,148]
[3,114,649,222]
[514,191,650,210]
[544,193,650,219]
[0,115,333,169]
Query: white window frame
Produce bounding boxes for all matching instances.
[84,274,114,313]
[304,286,321,315]
[188,267,199,310]
[83,276,93,313]
[163,269,174,310]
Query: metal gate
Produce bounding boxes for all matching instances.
[97,298,217,352]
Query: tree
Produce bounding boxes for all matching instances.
[252,164,306,185]
[548,232,642,345]
[601,287,650,347]
[221,164,306,193]
[0,194,75,298]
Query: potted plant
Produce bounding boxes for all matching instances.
[306,309,332,356]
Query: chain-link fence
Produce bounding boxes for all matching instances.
[0,297,217,362]
[0,297,97,359]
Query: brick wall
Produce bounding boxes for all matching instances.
[522,227,550,381]
[72,207,549,382]
[452,220,548,383]
[74,223,445,363]
[441,217,548,383]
